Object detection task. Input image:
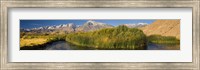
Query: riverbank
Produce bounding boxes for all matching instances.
[20,34,66,50]
[20,39,66,50]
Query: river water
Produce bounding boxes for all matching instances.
[43,41,180,50]
[44,41,95,50]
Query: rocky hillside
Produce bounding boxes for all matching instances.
[140,20,180,39]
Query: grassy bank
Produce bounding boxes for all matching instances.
[20,34,66,49]
[147,35,180,44]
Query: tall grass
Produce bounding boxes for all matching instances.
[147,35,180,44]
[20,38,47,47]
[20,34,66,48]
[66,25,147,50]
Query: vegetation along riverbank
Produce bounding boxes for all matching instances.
[20,25,180,50]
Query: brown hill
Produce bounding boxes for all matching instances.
[140,20,180,39]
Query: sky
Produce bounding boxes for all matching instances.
[20,20,155,29]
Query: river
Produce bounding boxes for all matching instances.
[44,41,95,50]
[42,41,180,50]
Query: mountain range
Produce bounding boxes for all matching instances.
[21,20,148,34]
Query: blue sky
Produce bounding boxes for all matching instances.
[20,20,155,29]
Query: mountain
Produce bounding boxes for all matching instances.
[140,20,180,39]
[52,23,77,33]
[32,23,76,30]
[76,20,114,32]
[22,23,77,34]
[120,23,148,28]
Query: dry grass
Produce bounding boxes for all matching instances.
[20,38,47,47]
[20,34,66,48]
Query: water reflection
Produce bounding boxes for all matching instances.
[147,43,180,50]
[43,41,180,50]
[44,41,95,50]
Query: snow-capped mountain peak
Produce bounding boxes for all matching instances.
[120,23,148,28]
[138,23,148,25]
[30,23,77,30]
